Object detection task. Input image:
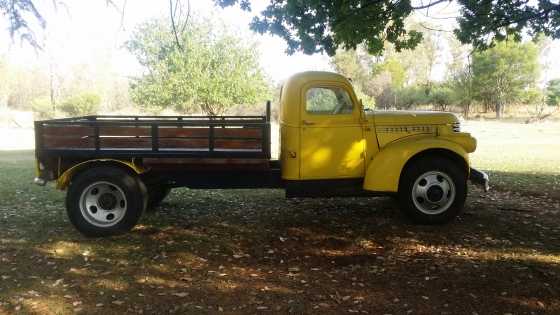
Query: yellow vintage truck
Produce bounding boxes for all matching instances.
[34,71,489,236]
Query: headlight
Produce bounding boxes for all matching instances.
[452,122,461,132]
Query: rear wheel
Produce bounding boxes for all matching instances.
[398,156,467,224]
[66,166,147,237]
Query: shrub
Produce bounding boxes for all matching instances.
[31,97,54,119]
[59,93,101,116]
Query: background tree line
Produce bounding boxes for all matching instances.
[0,15,272,119]
[2,1,560,120]
[332,31,560,119]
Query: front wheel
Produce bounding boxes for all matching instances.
[398,156,467,224]
[66,166,147,237]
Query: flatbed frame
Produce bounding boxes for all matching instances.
[35,110,271,160]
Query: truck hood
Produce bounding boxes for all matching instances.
[369,110,470,150]
[370,110,459,126]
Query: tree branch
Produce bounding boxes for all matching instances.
[169,0,183,51]
[411,0,450,10]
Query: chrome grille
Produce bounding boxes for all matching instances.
[452,122,461,132]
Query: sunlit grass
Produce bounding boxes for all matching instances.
[465,121,560,195]
[401,241,560,265]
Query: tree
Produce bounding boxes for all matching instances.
[374,58,406,89]
[428,84,454,111]
[330,48,376,107]
[127,19,271,115]
[0,0,44,47]
[450,66,475,118]
[5,0,560,55]
[0,56,9,107]
[471,41,540,118]
[215,0,560,56]
[546,79,560,106]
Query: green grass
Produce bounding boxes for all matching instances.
[466,121,560,197]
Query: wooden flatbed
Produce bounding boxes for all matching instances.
[34,103,280,187]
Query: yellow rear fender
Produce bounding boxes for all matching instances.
[56,159,145,190]
[363,136,470,193]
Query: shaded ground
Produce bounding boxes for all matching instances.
[1,121,560,314]
[0,149,559,315]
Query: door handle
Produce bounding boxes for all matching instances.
[302,120,315,126]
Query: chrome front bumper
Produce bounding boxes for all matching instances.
[469,168,490,192]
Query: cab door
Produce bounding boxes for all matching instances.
[300,84,365,179]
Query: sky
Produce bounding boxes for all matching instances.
[0,0,332,83]
[1,0,560,84]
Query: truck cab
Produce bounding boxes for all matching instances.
[279,70,485,190]
[34,71,488,237]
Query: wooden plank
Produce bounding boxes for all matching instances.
[43,136,94,149]
[99,137,152,149]
[99,126,151,137]
[157,127,262,138]
[214,128,262,138]
[159,138,209,149]
[43,126,93,137]
[214,139,261,150]
[158,127,210,138]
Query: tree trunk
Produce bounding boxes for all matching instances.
[496,101,503,119]
[49,59,56,115]
[463,102,470,119]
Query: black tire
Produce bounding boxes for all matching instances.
[146,185,171,210]
[66,166,147,237]
[397,156,467,224]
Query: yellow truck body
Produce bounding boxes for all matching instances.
[34,71,488,236]
[279,71,477,192]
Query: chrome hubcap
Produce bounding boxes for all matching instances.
[412,171,455,215]
[79,181,127,227]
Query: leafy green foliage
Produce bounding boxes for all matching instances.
[248,0,422,56]
[31,97,53,119]
[217,0,560,56]
[471,41,540,118]
[449,67,475,117]
[546,79,560,106]
[429,84,455,111]
[59,93,101,116]
[330,48,376,108]
[395,86,430,109]
[374,58,407,89]
[519,88,544,105]
[127,19,271,115]
[330,26,439,109]
[455,0,560,49]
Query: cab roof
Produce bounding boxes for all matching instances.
[284,71,352,88]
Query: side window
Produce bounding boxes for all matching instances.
[306,87,354,115]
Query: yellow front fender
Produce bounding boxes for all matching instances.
[56,159,145,190]
[363,135,472,192]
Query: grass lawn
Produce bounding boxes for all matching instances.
[0,121,559,314]
[465,120,560,198]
